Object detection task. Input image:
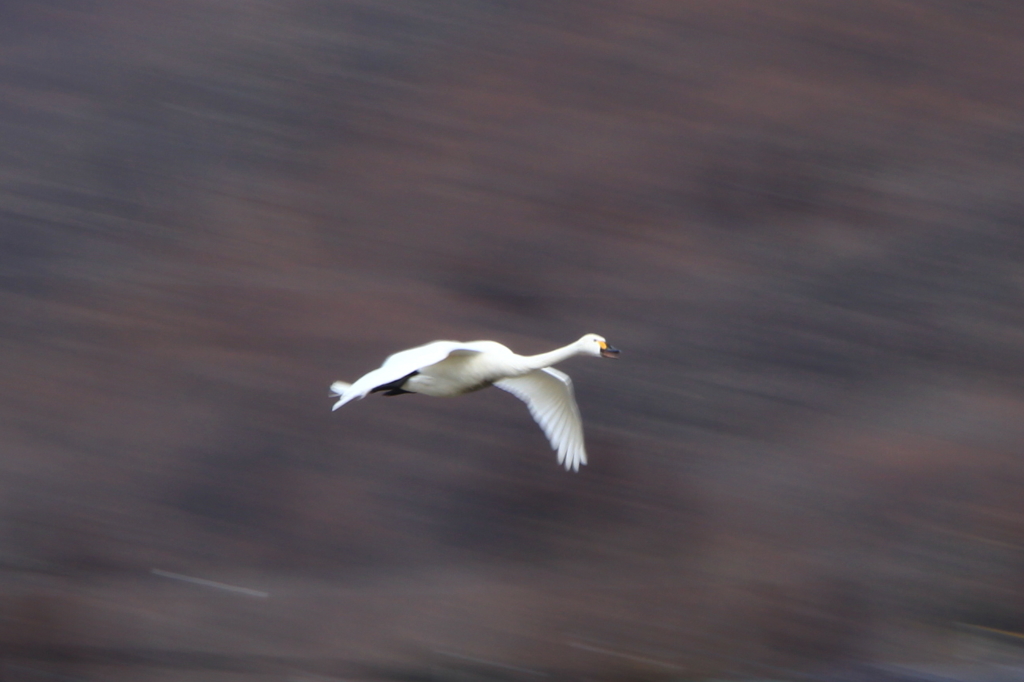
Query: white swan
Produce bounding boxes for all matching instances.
[329,334,619,471]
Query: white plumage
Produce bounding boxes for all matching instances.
[329,334,619,471]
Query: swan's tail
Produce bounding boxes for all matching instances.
[329,381,352,411]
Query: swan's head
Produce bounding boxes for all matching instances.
[579,333,620,359]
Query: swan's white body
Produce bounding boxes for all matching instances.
[329,334,619,471]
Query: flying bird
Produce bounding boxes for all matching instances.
[329,334,619,471]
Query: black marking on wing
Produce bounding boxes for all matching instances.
[371,370,419,397]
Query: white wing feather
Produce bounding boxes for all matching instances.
[494,368,587,471]
[331,341,483,410]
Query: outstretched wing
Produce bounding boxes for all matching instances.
[494,368,587,472]
[330,341,481,409]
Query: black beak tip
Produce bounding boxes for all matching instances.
[601,346,620,358]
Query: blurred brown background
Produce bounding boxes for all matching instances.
[3,1,1024,680]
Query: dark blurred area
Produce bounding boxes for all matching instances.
[3,1,1024,679]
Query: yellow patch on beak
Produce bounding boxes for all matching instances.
[598,341,608,350]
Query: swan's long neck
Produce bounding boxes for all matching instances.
[519,341,583,371]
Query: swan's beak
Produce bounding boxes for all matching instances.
[599,342,620,358]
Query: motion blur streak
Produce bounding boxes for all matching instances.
[150,568,270,598]
[2,1,1024,680]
